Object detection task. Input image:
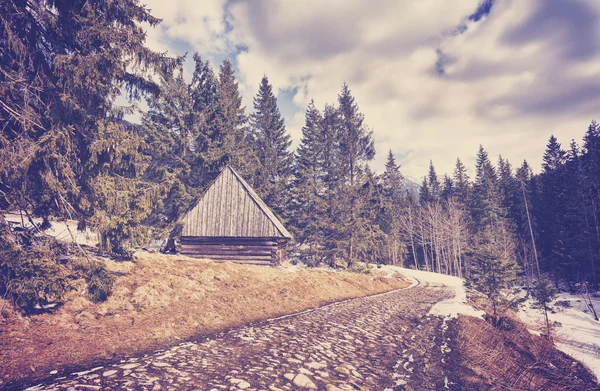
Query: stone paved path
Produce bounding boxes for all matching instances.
[25,285,454,391]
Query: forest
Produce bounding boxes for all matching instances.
[1,0,599,313]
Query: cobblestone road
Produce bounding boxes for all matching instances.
[25,285,454,391]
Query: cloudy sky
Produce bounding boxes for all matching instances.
[140,0,600,180]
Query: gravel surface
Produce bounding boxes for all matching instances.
[23,285,455,391]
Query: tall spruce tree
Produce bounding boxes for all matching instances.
[292,100,327,264]
[453,158,471,206]
[251,76,293,218]
[352,168,386,265]
[427,160,441,202]
[320,104,346,265]
[466,227,521,327]
[497,155,521,231]
[380,150,405,264]
[513,160,539,275]
[582,121,600,289]
[0,0,178,255]
[419,177,432,205]
[441,175,454,202]
[536,135,568,282]
[212,59,259,178]
[337,83,375,185]
[471,145,502,232]
[336,83,375,264]
[141,56,220,234]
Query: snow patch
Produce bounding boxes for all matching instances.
[518,292,600,381]
[383,266,484,319]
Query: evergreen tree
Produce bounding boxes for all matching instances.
[320,104,346,265]
[531,275,558,338]
[352,168,387,265]
[471,145,502,232]
[453,158,471,205]
[560,142,588,284]
[513,160,539,275]
[419,177,432,205]
[0,0,178,256]
[581,121,600,289]
[380,150,405,264]
[337,83,375,185]
[251,76,293,218]
[427,160,441,202]
[441,175,454,202]
[381,150,405,203]
[336,83,375,264]
[142,69,197,221]
[542,135,566,172]
[497,155,521,229]
[536,135,568,282]
[292,100,327,264]
[466,228,521,327]
[212,59,259,178]
[141,56,219,234]
[190,54,219,142]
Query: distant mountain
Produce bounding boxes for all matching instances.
[402,176,421,198]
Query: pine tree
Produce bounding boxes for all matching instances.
[471,145,502,232]
[419,177,432,205]
[251,76,293,218]
[352,168,386,265]
[337,83,375,185]
[142,69,198,221]
[320,104,345,266]
[536,135,568,283]
[581,121,600,289]
[0,0,178,256]
[453,158,471,206]
[380,150,405,264]
[292,100,327,264]
[141,57,220,235]
[188,54,221,176]
[466,228,521,327]
[542,135,566,172]
[560,142,588,284]
[427,160,441,202]
[212,59,259,179]
[381,150,405,203]
[441,175,454,202]
[336,83,375,265]
[497,155,521,229]
[513,160,539,277]
[85,122,157,255]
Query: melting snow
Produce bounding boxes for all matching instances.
[518,292,600,381]
[382,266,484,319]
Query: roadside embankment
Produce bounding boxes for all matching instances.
[0,253,409,386]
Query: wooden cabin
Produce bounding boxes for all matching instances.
[176,165,292,265]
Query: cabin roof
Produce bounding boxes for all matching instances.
[180,165,292,239]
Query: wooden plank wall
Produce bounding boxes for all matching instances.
[178,237,284,265]
[182,168,282,238]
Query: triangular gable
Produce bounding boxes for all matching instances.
[181,166,292,239]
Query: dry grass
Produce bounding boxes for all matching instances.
[0,252,409,386]
[452,315,599,391]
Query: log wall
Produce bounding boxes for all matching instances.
[178,236,287,266]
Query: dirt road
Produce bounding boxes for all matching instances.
[22,285,454,391]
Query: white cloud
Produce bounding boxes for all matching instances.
[141,0,600,180]
[143,0,230,55]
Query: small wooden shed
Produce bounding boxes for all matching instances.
[176,165,292,265]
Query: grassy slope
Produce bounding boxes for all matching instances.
[450,315,599,390]
[0,252,409,386]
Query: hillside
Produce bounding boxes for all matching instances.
[4,263,598,391]
[0,253,409,388]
